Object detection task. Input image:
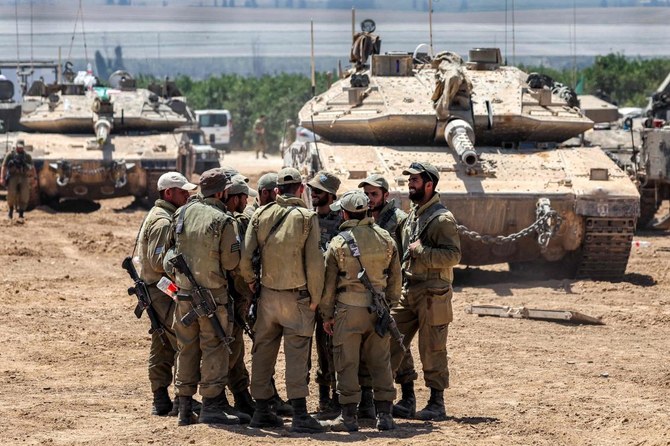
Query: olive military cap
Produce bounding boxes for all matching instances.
[157,171,197,192]
[330,190,369,213]
[257,173,278,191]
[307,170,341,195]
[357,173,390,191]
[199,168,231,196]
[277,167,302,185]
[402,162,440,182]
[228,174,258,197]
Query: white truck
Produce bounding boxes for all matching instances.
[195,109,233,153]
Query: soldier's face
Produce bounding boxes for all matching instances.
[310,187,330,207]
[408,174,427,201]
[363,185,387,211]
[237,194,248,212]
[259,188,276,205]
[165,187,190,207]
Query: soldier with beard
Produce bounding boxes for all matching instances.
[390,162,461,422]
[306,170,342,420]
[355,174,407,419]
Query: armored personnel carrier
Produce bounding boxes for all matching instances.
[10,67,195,206]
[294,23,640,281]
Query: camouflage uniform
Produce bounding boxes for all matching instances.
[391,191,461,417]
[164,193,240,400]
[1,147,33,217]
[253,116,267,159]
[135,199,179,397]
[321,210,401,429]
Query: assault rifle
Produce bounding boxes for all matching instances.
[247,249,261,326]
[225,271,255,341]
[121,256,169,346]
[357,267,407,353]
[169,254,234,353]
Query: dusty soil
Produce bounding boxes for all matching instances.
[1,150,669,446]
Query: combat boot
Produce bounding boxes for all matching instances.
[151,387,173,416]
[199,392,240,425]
[269,392,293,416]
[330,403,358,432]
[233,389,256,418]
[290,397,327,433]
[249,398,284,428]
[219,391,251,424]
[357,386,376,419]
[316,385,339,420]
[7,207,13,219]
[18,209,24,220]
[374,400,396,431]
[392,381,416,419]
[177,396,196,426]
[415,388,447,421]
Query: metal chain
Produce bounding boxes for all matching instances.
[457,201,562,248]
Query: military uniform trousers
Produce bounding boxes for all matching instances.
[315,313,336,387]
[173,299,232,398]
[251,287,315,400]
[148,286,177,392]
[227,303,250,394]
[332,303,396,405]
[390,284,453,391]
[6,175,30,211]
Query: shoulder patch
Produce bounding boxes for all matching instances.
[231,241,241,253]
[154,245,164,255]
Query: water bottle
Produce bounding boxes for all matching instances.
[157,276,179,301]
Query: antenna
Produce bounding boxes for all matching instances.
[351,7,355,43]
[310,19,316,98]
[429,0,434,56]
[511,0,516,65]
[572,0,577,87]
[504,0,508,65]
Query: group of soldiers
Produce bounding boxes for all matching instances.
[1,139,35,221]
[132,160,461,433]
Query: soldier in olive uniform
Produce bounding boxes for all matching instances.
[240,167,326,433]
[244,172,277,219]
[390,162,461,421]
[163,169,242,426]
[253,114,267,159]
[358,173,408,417]
[1,139,35,220]
[134,172,196,416]
[321,190,401,432]
[221,174,259,421]
[306,170,342,419]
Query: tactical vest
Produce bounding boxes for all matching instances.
[136,201,174,284]
[333,219,395,308]
[376,200,407,249]
[318,210,343,251]
[5,151,31,175]
[173,199,234,291]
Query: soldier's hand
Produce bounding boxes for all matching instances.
[409,239,422,257]
[323,319,335,336]
[309,302,318,312]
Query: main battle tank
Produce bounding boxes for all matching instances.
[294,23,640,281]
[10,66,195,206]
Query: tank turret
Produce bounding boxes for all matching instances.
[294,19,640,281]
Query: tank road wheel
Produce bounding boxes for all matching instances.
[638,186,661,230]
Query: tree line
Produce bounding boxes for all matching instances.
[141,53,669,152]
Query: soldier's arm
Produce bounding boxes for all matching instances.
[412,215,461,268]
[319,243,339,320]
[145,217,172,274]
[0,155,8,185]
[220,218,241,272]
[385,244,402,308]
[305,214,325,306]
[240,213,259,283]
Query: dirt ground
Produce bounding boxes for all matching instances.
[0,150,668,446]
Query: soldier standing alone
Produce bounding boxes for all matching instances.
[1,139,35,220]
[163,169,242,426]
[390,162,461,421]
[253,114,268,159]
[321,190,401,432]
[240,167,325,433]
[134,171,196,416]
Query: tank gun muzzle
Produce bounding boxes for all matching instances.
[445,119,477,167]
[94,118,112,146]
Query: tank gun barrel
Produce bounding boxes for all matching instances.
[445,119,477,166]
[94,118,112,145]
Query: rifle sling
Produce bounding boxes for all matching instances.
[376,204,396,230]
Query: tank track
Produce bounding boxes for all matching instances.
[576,217,635,281]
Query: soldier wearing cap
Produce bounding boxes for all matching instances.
[306,170,342,419]
[162,168,242,426]
[244,172,278,219]
[358,174,408,249]
[1,139,35,220]
[221,174,258,420]
[134,171,196,417]
[320,190,401,432]
[240,167,326,433]
[390,162,461,422]
[253,114,268,159]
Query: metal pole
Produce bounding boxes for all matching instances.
[310,19,315,97]
[429,0,434,56]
